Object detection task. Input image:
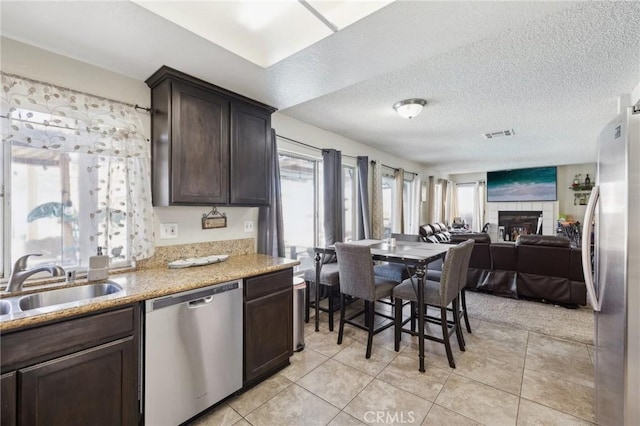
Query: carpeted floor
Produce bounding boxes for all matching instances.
[464,291,594,345]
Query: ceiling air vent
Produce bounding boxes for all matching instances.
[483,129,515,139]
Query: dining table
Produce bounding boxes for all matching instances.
[313,239,450,372]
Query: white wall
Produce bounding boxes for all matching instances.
[557,163,597,221]
[273,114,424,173]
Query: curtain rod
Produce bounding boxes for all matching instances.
[370,160,417,176]
[1,72,151,113]
[275,134,357,159]
[455,180,486,185]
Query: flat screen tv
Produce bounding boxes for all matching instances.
[487,166,557,202]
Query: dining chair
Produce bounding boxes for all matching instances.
[334,242,398,359]
[373,233,422,283]
[424,238,474,335]
[392,239,475,368]
[304,261,340,331]
[457,241,475,334]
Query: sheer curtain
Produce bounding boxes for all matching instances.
[473,181,486,232]
[410,175,422,234]
[356,156,371,239]
[426,176,435,223]
[444,179,458,227]
[1,72,154,262]
[440,179,448,224]
[258,129,284,257]
[371,161,384,239]
[393,168,404,233]
[448,184,459,227]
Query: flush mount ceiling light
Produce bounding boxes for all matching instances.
[393,98,427,119]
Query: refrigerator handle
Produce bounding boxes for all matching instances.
[582,185,601,312]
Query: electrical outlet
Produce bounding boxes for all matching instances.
[160,223,178,239]
[244,220,254,233]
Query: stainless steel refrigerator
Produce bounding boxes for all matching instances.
[582,104,640,425]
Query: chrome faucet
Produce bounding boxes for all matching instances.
[5,254,65,293]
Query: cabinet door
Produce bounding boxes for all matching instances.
[171,81,229,205]
[244,288,293,383]
[230,102,271,205]
[1,372,16,426]
[19,337,138,426]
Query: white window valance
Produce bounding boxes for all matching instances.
[1,72,155,261]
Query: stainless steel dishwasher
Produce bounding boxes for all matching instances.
[144,281,243,426]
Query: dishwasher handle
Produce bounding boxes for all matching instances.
[188,296,214,309]
[147,281,240,312]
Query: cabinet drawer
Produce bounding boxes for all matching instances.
[1,306,136,371]
[244,269,293,301]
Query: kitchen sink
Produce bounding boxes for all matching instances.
[18,282,123,311]
[0,300,11,315]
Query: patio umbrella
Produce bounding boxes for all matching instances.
[27,202,67,222]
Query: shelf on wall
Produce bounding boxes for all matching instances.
[569,184,594,191]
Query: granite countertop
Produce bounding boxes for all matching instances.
[0,253,299,332]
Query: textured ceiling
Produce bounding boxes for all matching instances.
[2,1,639,175]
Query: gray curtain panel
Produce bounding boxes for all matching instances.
[356,156,371,240]
[258,129,285,257]
[322,149,344,247]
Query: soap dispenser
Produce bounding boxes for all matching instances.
[88,246,109,281]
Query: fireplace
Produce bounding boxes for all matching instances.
[498,210,543,241]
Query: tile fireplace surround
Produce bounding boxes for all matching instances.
[487,202,558,242]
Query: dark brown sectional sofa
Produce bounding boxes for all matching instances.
[419,225,587,307]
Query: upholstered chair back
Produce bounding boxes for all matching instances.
[335,243,376,301]
[439,239,475,305]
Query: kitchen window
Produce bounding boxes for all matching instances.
[432,180,444,223]
[381,171,395,238]
[278,152,320,272]
[278,147,357,272]
[343,164,356,242]
[1,73,154,277]
[381,169,419,237]
[456,183,475,229]
[403,173,417,233]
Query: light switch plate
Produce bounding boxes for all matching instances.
[160,223,178,239]
[244,221,254,233]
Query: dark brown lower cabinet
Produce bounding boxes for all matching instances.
[0,306,139,426]
[19,337,137,426]
[244,269,293,385]
[1,372,16,426]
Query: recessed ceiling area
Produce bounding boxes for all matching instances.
[132,0,395,67]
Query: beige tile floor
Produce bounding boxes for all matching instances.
[189,303,594,426]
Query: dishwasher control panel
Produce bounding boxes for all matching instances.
[146,281,240,312]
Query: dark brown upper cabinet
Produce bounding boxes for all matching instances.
[230,102,272,205]
[146,66,277,207]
